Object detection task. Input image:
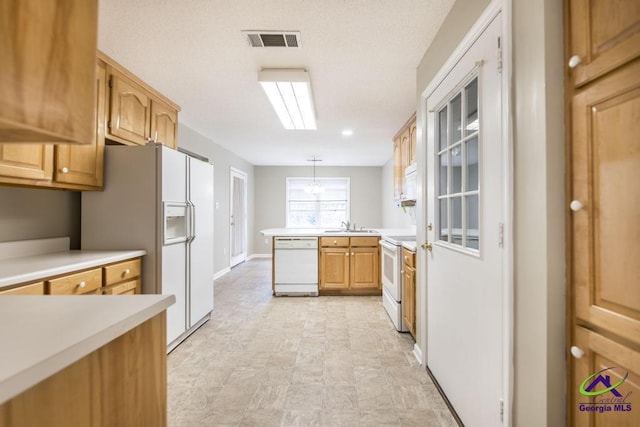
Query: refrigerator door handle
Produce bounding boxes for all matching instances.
[187,201,195,242]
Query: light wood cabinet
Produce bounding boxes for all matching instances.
[568,0,640,87]
[0,314,167,426]
[565,2,640,424]
[0,282,45,295]
[392,113,417,203]
[0,145,53,181]
[2,257,143,296]
[103,258,142,295]
[402,248,416,339]
[102,52,180,149]
[53,62,106,188]
[0,0,98,145]
[0,61,106,190]
[319,236,380,295]
[47,268,102,295]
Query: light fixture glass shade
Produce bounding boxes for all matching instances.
[259,69,317,130]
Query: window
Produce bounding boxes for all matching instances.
[286,177,350,228]
[436,75,480,251]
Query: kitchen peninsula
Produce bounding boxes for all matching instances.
[261,228,414,297]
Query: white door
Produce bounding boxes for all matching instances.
[425,14,504,426]
[188,158,214,327]
[229,168,247,267]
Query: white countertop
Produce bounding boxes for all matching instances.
[0,294,175,404]
[0,249,147,290]
[402,241,418,252]
[260,228,416,238]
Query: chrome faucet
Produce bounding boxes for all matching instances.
[341,220,351,231]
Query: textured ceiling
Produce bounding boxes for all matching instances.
[97,0,455,166]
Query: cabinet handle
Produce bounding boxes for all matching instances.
[351,252,354,256]
[123,269,131,276]
[568,55,582,68]
[60,167,69,174]
[570,200,584,212]
[570,345,584,359]
[401,270,404,274]
[77,281,86,288]
[404,256,408,261]
[346,253,349,257]
[333,240,337,245]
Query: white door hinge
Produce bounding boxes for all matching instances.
[497,37,503,73]
[498,223,504,248]
[500,399,504,422]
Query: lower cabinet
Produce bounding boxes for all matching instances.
[319,236,380,295]
[0,314,166,426]
[1,258,142,296]
[402,248,416,339]
[0,282,45,295]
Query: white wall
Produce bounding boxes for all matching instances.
[253,165,383,254]
[381,157,416,228]
[0,186,81,248]
[178,123,254,275]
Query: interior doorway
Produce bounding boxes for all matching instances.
[229,167,247,267]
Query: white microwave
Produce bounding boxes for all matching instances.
[403,163,417,202]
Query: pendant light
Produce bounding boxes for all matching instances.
[305,156,325,194]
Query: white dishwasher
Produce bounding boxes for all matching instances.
[273,237,318,296]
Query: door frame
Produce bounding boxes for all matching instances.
[416,0,514,423]
[229,167,248,267]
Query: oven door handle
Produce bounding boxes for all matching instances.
[379,240,397,251]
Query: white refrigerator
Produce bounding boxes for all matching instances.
[81,144,214,350]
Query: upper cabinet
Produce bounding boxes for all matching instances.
[101,52,180,149]
[392,113,417,203]
[568,0,640,87]
[0,0,98,144]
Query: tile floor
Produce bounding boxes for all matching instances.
[168,258,458,426]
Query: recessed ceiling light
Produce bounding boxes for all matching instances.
[341,129,353,136]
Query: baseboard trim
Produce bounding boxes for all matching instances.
[412,343,423,365]
[213,267,231,280]
[248,254,272,260]
[426,366,465,426]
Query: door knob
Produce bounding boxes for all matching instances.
[570,200,584,212]
[568,55,582,68]
[570,346,584,359]
[421,242,433,251]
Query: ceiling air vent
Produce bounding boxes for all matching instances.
[242,31,301,48]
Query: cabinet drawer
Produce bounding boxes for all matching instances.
[350,237,379,247]
[403,248,415,268]
[104,279,139,295]
[103,258,141,286]
[0,282,45,295]
[48,269,102,295]
[320,237,350,247]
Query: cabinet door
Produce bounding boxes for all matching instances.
[571,60,640,346]
[150,99,178,149]
[108,70,150,145]
[350,247,379,290]
[409,119,417,165]
[393,137,403,200]
[54,62,106,188]
[104,279,139,295]
[0,144,53,180]
[320,248,350,290]
[0,0,97,144]
[402,266,416,337]
[569,0,640,87]
[571,326,640,427]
